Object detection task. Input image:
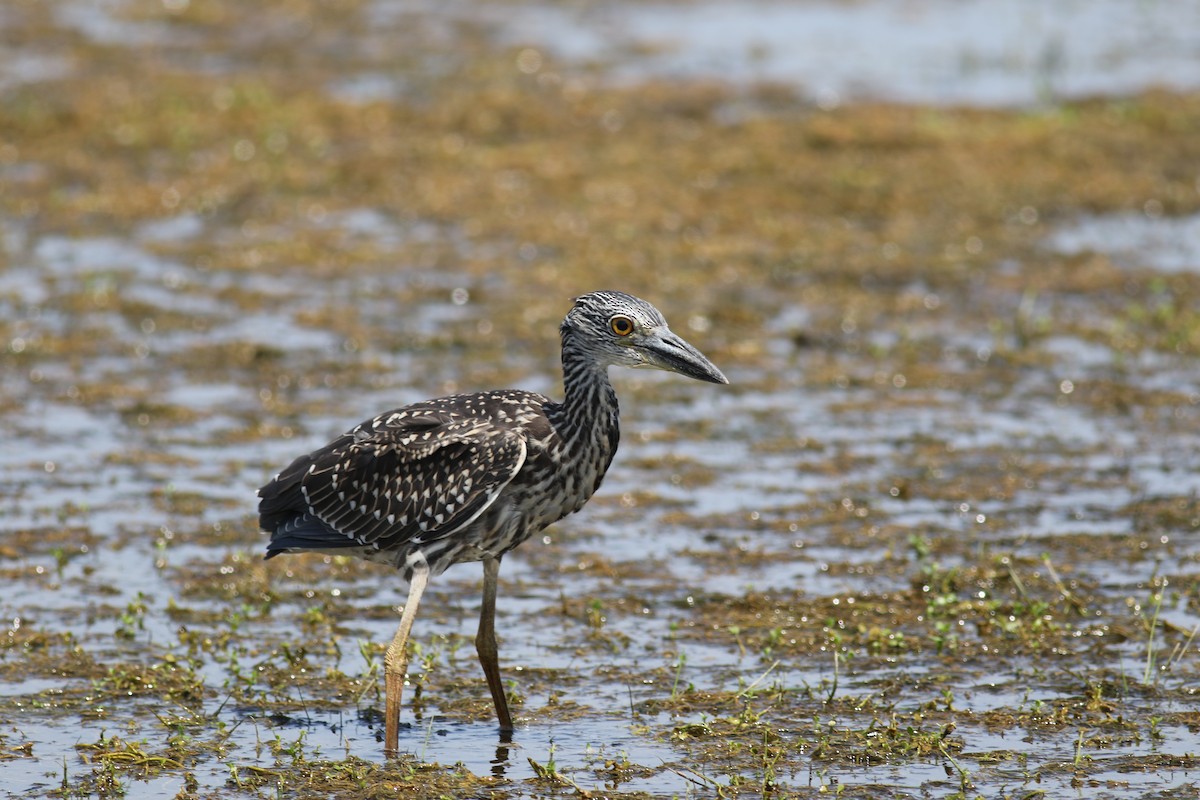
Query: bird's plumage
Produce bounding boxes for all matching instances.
[255,290,726,747]
[258,290,724,578]
[258,385,617,580]
[259,401,531,572]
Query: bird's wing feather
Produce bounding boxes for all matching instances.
[258,410,526,553]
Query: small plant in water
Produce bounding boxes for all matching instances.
[930,620,959,654]
[1148,715,1165,742]
[671,651,688,699]
[907,533,931,561]
[271,729,309,765]
[586,598,605,628]
[51,546,71,577]
[527,740,593,795]
[760,626,783,659]
[1142,574,1166,685]
[115,592,149,640]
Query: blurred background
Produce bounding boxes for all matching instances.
[3,1,1200,797]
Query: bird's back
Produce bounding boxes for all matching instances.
[258,388,617,577]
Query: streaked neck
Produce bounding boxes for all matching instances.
[553,330,619,441]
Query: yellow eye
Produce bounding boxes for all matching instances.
[610,315,634,336]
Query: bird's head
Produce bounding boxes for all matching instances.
[562,290,728,385]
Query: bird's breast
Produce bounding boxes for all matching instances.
[512,432,615,527]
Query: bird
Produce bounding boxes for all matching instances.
[256,290,727,754]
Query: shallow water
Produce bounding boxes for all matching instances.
[6,209,1200,795]
[488,0,1200,107]
[3,1,1200,798]
[1050,211,1200,274]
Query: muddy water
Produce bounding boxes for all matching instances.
[3,1,1200,798]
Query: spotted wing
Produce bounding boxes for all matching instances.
[258,410,526,557]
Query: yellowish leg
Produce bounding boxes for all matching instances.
[383,562,429,756]
[476,556,514,731]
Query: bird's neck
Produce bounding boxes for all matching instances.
[553,333,620,443]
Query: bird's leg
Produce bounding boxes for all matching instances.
[476,556,514,731]
[383,561,429,756]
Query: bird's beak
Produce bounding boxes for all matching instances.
[639,328,729,385]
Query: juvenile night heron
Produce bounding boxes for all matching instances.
[257,290,727,754]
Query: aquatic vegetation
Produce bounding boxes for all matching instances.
[2,0,1200,798]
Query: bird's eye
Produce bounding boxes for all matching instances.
[609,316,634,336]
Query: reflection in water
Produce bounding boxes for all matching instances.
[491,728,515,777]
